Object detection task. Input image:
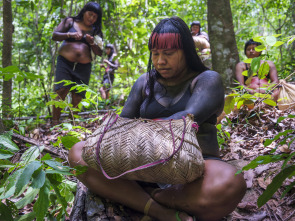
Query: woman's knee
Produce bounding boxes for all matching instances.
[55,87,70,100]
[197,161,246,206]
[68,141,86,167]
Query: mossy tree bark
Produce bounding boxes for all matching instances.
[2,0,13,118]
[207,0,240,92]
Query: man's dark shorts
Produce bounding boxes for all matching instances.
[54,55,91,98]
[102,73,115,87]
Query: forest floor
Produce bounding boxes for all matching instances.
[13,105,295,221]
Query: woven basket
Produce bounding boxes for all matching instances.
[82,112,204,184]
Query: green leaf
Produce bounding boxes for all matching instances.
[0,169,24,199]
[44,160,73,175]
[241,94,254,99]
[0,149,14,159]
[277,114,295,123]
[60,180,76,202]
[31,168,46,189]
[281,180,295,198]
[253,37,264,43]
[0,65,20,73]
[15,187,39,209]
[237,100,244,109]
[14,211,36,221]
[262,99,276,106]
[73,165,88,176]
[282,152,295,169]
[273,41,284,47]
[62,123,73,131]
[243,58,252,63]
[241,155,285,171]
[251,57,261,73]
[33,178,50,221]
[61,135,81,149]
[265,36,277,46]
[20,145,45,165]
[0,202,13,221]
[273,34,282,38]
[264,139,273,147]
[0,135,19,152]
[47,174,68,211]
[255,45,266,52]
[15,161,42,196]
[85,91,91,99]
[257,166,295,207]
[5,199,18,216]
[44,160,68,171]
[224,96,235,114]
[258,62,270,79]
[241,70,248,77]
[41,153,52,161]
[0,159,15,168]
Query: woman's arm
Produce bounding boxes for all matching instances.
[120,74,147,118]
[52,18,82,41]
[267,60,279,84]
[235,62,246,86]
[86,34,103,56]
[164,71,224,125]
[104,59,119,70]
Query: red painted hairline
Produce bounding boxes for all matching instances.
[149,33,183,50]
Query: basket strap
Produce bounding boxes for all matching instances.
[96,115,187,180]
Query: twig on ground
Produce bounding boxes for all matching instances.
[12,133,68,160]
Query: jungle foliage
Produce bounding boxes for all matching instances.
[0,0,295,220]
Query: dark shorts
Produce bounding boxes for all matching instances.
[54,55,92,98]
[102,73,115,87]
[203,155,223,161]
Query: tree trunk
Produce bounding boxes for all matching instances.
[69,0,74,16]
[0,118,5,134]
[2,0,13,118]
[207,0,239,92]
[291,0,295,74]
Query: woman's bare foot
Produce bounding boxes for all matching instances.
[145,196,195,221]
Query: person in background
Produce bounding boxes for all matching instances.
[190,21,210,53]
[69,16,246,221]
[235,39,279,101]
[51,2,103,125]
[99,43,119,100]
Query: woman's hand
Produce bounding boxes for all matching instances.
[69,32,83,40]
[103,59,110,63]
[85,34,95,45]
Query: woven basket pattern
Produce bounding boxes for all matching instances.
[82,113,204,184]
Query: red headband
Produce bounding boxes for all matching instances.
[149,33,183,50]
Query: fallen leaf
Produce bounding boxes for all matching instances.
[244,170,255,188]
[257,177,272,189]
[279,144,291,153]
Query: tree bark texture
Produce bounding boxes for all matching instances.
[0,118,5,133]
[291,0,295,73]
[70,181,145,221]
[2,0,13,117]
[207,0,239,92]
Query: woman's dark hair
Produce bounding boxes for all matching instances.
[190,21,201,34]
[143,16,208,111]
[68,2,102,36]
[105,43,115,57]
[244,39,262,55]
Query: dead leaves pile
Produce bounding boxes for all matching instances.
[219,106,295,221]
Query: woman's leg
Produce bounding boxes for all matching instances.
[152,160,247,221]
[99,86,107,100]
[69,142,195,221]
[52,87,70,125]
